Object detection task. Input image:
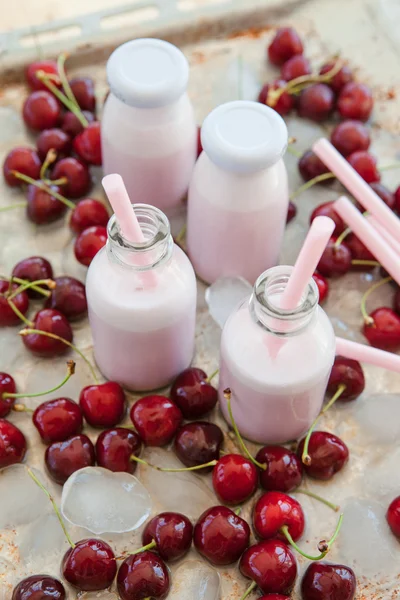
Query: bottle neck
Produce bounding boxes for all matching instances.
[249,266,319,336]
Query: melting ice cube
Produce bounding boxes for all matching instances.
[0,465,48,529]
[356,393,400,445]
[205,277,252,328]
[170,560,221,599]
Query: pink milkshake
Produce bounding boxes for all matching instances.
[218,266,336,444]
[86,205,197,391]
[187,101,289,284]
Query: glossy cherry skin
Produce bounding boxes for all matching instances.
[259,596,290,600]
[33,397,83,443]
[96,427,142,474]
[256,446,303,492]
[310,201,346,237]
[268,27,303,65]
[301,563,356,600]
[36,128,72,160]
[312,272,329,304]
[297,84,335,121]
[117,551,170,600]
[194,505,250,565]
[0,419,26,468]
[327,356,365,401]
[281,55,311,81]
[337,82,373,121]
[12,256,53,299]
[319,61,353,93]
[170,367,218,419]
[174,421,223,470]
[394,288,400,315]
[0,372,17,417]
[253,491,305,541]
[240,540,297,595]
[3,147,42,187]
[62,538,117,591]
[287,201,297,223]
[79,382,126,428]
[331,120,370,157]
[51,157,92,198]
[258,80,295,116]
[61,110,95,137]
[369,182,395,210]
[12,574,65,599]
[363,307,400,350]
[73,121,102,166]
[23,91,61,131]
[143,512,193,562]
[212,454,257,505]
[395,185,400,214]
[346,233,375,267]
[22,308,73,357]
[69,77,96,112]
[27,183,67,225]
[297,431,349,480]
[299,151,330,182]
[74,225,107,266]
[45,276,87,320]
[70,198,109,234]
[26,59,59,91]
[45,434,95,484]
[0,281,29,326]
[317,238,352,277]
[387,496,400,537]
[347,151,380,183]
[130,395,182,446]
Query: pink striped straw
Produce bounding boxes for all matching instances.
[367,215,400,255]
[313,138,400,241]
[334,196,400,286]
[336,337,400,373]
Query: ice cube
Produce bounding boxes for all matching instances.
[205,277,252,328]
[79,593,119,600]
[16,512,68,566]
[61,467,152,534]
[356,393,400,445]
[0,465,48,529]
[212,56,260,103]
[170,560,221,599]
[363,446,400,503]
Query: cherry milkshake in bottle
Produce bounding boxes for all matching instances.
[101,38,197,215]
[218,266,336,444]
[187,101,289,284]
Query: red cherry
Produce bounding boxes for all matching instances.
[197,125,202,157]
[73,122,102,166]
[394,288,400,315]
[347,151,380,183]
[395,185,400,213]
[298,150,330,182]
[259,596,290,600]
[36,128,72,160]
[240,539,297,595]
[79,382,126,428]
[25,59,59,91]
[12,575,65,600]
[45,434,96,484]
[142,512,193,562]
[286,201,297,224]
[256,446,303,492]
[297,84,335,121]
[45,276,87,321]
[26,182,67,225]
[12,256,53,299]
[62,538,117,591]
[0,372,17,417]
[170,367,218,419]
[387,496,400,537]
[310,201,346,236]
[312,272,329,304]
[317,238,352,278]
[22,308,73,357]
[281,55,311,81]
[0,281,29,326]
[369,182,395,210]
[3,147,42,187]
[23,91,61,131]
[174,421,223,470]
[297,431,349,480]
[69,199,109,234]
[337,82,373,121]
[130,395,182,446]
[346,233,375,267]
[193,505,250,565]
[51,157,92,199]
[327,357,365,401]
[74,226,107,266]
[0,419,26,468]
[253,491,305,541]
[319,61,353,93]
[61,110,95,137]
[69,77,96,112]
[301,563,356,600]
[363,307,400,351]
[117,551,170,600]
[96,427,142,474]
[33,397,83,443]
[258,80,295,116]
[268,27,303,65]
[212,453,257,505]
[331,120,370,156]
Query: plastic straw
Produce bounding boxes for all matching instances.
[336,337,400,373]
[367,215,400,255]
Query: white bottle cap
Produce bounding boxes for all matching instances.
[201,101,288,173]
[107,38,189,109]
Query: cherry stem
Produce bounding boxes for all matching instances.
[0,276,50,298]
[295,489,340,512]
[130,454,217,472]
[0,201,28,212]
[334,226,352,247]
[235,507,242,516]
[290,172,336,201]
[224,388,267,471]
[57,52,78,108]
[360,275,393,324]
[19,328,99,384]
[286,144,302,159]
[8,278,55,300]
[301,383,346,465]
[13,403,34,413]
[10,171,75,210]
[3,360,75,399]
[125,540,157,555]
[37,71,89,128]
[175,223,187,245]
[40,149,57,180]
[239,581,257,600]
[27,468,75,548]
[352,259,380,267]
[206,368,219,384]
[280,513,343,561]
[6,297,33,327]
